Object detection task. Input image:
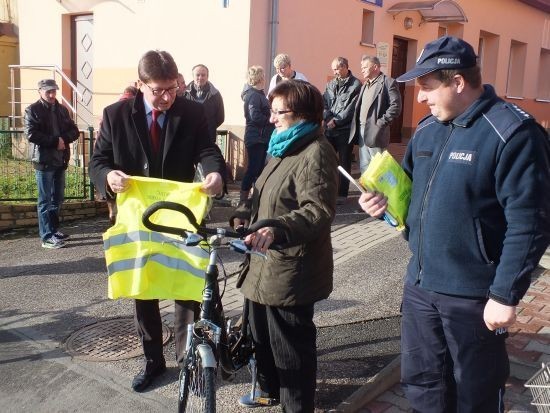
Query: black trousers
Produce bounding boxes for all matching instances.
[327,132,353,197]
[401,283,509,413]
[248,300,317,413]
[134,299,199,372]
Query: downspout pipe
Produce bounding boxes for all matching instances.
[269,0,279,81]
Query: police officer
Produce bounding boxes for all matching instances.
[359,36,550,412]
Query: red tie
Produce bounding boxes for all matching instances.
[150,109,162,155]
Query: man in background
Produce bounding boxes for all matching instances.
[323,57,362,204]
[184,64,224,144]
[268,53,308,93]
[176,73,186,97]
[24,79,79,249]
[349,55,401,173]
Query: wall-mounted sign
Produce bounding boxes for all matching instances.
[377,42,389,72]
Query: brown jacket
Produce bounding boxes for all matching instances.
[234,128,338,307]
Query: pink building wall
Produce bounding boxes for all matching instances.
[270,0,549,137]
[12,0,549,140]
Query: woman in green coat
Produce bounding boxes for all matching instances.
[232,79,338,412]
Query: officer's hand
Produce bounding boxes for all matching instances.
[107,170,130,193]
[483,299,517,331]
[200,172,223,197]
[358,191,387,218]
[326,119,336,129]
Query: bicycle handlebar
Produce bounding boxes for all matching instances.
[142,201,289,245]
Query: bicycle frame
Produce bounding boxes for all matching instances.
[142,201,289,412]
[183,230,232,373]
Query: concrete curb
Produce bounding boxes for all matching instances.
[328,356,541,412]
[331,356,401,412]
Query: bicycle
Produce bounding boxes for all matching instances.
[142,201,286,413]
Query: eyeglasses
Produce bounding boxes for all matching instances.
[270,109,292,116]
[144,83,179,97]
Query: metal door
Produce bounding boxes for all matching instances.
[390,37,408,142]
[72,15,94,128]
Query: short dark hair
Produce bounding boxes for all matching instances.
[436,66,482,89]
[138,50,178,83]
[269,80,323,125]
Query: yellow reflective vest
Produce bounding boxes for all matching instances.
[103,176,209,301]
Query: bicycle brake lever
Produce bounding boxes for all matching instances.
[229,240,267,260]
[184,232,203,246]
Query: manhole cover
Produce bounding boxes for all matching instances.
[65,317,171,361]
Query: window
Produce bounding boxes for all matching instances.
[506,40,527,98]
[361,9,375,45]
[537,49,550,101]
[478,31,499,86]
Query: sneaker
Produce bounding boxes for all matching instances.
[53,231,70,240]
[42,236,66,249]
[238,389,279,408]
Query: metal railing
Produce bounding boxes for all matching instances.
[8,64,92,129]
[0,122,95,202]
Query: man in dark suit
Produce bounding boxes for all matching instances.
[349,55,402,173]
[89,50,225,392]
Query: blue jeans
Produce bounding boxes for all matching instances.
[35,167,65,241]
[358,143,382,174]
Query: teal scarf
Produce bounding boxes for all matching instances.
[267,121,318,158]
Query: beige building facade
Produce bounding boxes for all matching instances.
[8,0,550,142]
[0,0,19,119]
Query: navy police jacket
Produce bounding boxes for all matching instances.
[402,85,550,305]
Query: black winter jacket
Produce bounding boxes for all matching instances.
[24,99,79,170]
[241,84,274,147]
[184,82,224,145]
[403,85,550,305]
[323,72,362,137]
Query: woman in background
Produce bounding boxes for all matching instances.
[239,65,274,202]
[232,79,338,412]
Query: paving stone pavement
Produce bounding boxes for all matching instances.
[359,267,550,413]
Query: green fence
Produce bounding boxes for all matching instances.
[0,127,229,202]
[0,123,95,202]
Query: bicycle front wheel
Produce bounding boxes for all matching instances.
[178,356,216,413]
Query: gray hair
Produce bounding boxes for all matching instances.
[361,55,380,66]
[274,53,291,68]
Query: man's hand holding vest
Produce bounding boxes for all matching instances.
[200,172,223,197]
[107,170,130,194]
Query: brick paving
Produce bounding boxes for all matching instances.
[360,268,550,413]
